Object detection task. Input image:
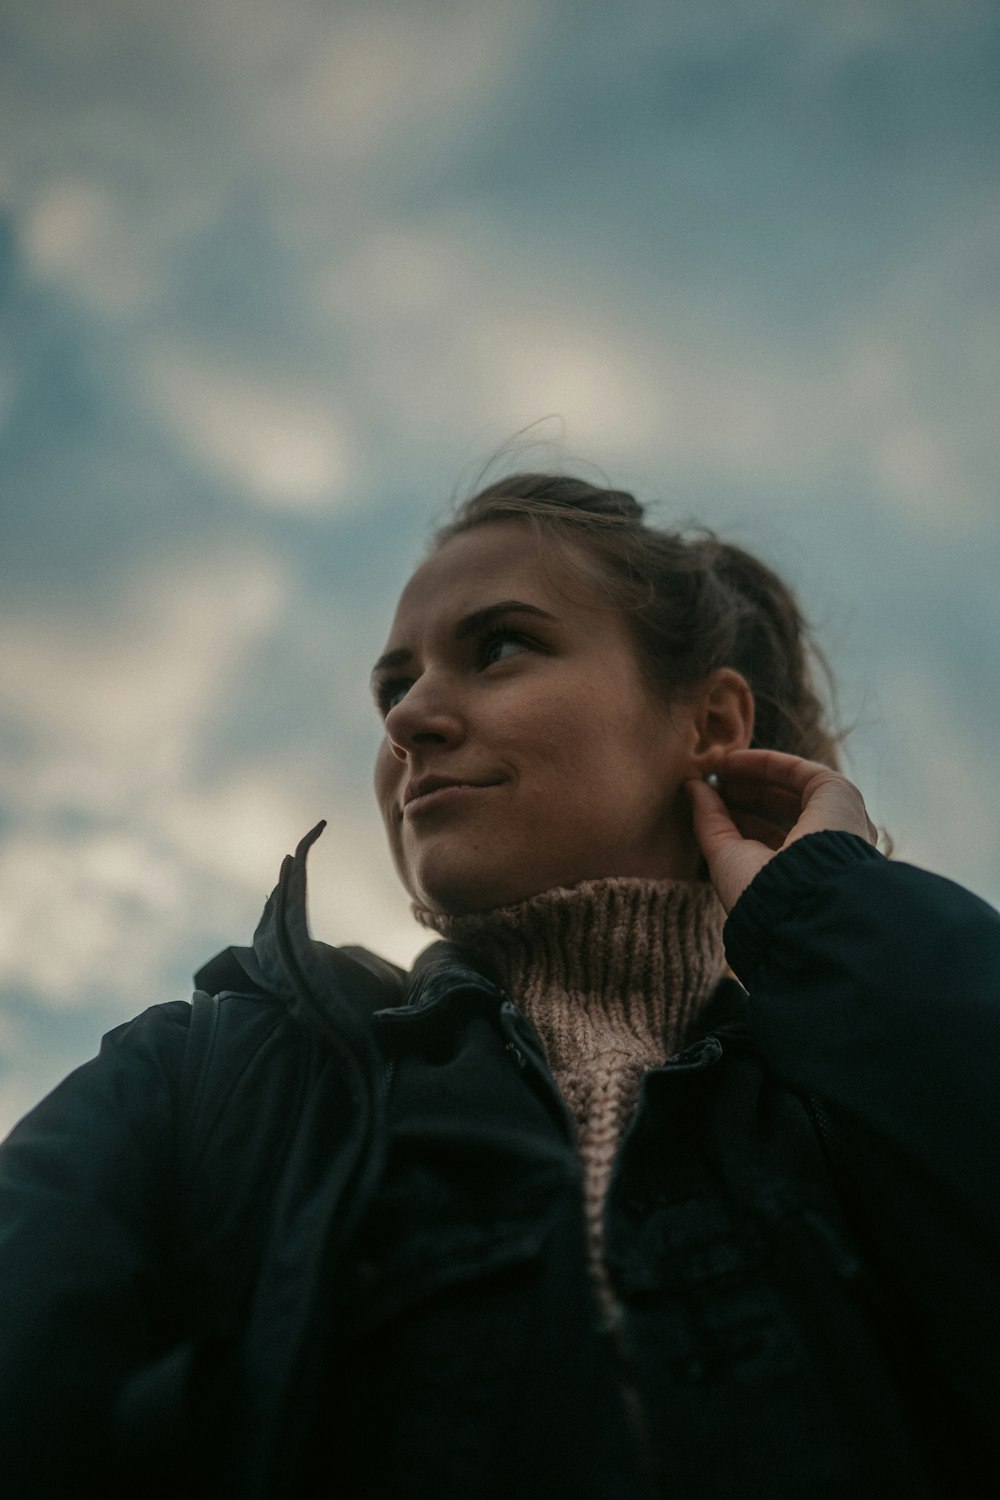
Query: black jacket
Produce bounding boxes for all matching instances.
[2,828,999,1497]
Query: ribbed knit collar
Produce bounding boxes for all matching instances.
[415,876,727,1070]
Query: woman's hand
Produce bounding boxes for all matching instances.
[686,749,878,914]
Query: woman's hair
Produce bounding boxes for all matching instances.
[435,472,843,769]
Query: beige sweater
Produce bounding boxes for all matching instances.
[417,877,727,1303]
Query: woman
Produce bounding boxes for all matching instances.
[2,474,999,1499]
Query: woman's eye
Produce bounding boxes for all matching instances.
[481,632,531,666]
[376,631,535,713]
[378,680,411,714]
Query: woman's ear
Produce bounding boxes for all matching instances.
[689,669,754,772]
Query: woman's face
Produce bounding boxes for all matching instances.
[373,521,708,913]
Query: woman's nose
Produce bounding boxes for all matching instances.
[383,678,465,761]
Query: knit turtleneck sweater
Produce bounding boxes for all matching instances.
[416,877,727,1302]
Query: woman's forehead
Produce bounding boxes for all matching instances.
[388,522,565,634]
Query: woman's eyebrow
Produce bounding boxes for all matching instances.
[454,599,558,640]
[370,600,557,685]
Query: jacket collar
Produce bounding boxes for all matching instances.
[195,823,408,1048]
[402,937,502,1010]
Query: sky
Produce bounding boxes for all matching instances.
[1,0,998,1135]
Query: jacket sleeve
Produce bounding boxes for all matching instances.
[0,1001,192,1494]
[724,830,1000,1420]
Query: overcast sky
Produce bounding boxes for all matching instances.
[1,0,998,1135]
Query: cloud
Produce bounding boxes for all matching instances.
[321,189,997,535]
[321,219,690,458]
[145,347,360,510]
[0,547,289,807]
[242,1,537,170]
[0,357,14,430]
[852,657,999,905]
[21,176,159,315]
[874,426,978,523]
[0,829,186,1011]
[315,215,830,476]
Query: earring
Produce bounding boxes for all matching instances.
[705,772,721,790]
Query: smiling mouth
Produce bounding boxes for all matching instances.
[403,781,500,817]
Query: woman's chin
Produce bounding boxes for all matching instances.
[410,876,520,917]
[405,857,553,917]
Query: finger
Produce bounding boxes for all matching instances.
[712,780,802,825]
[723,810,791,852]
[686,776,742,855]
[715,748,843,798]
[686,779,775,912]
[690,782,791,856]
[715,750,876,844]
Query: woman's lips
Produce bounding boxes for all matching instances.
[403,781,499,817]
